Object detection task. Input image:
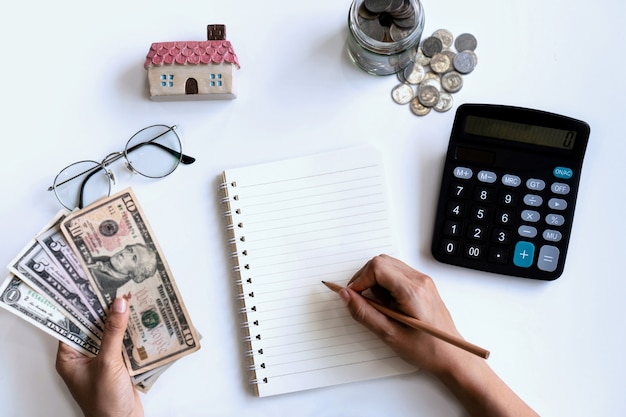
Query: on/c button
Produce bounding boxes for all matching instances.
[513,241,535,268]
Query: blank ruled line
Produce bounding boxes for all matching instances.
[236,165,378,190]
[241,181,383,204]
[242,192,384,217]
[244,200,385,225]
[263,324,373,343]
[246,209,388,235]
[246,236,390,265]
[263,336,382,360]
[251,252,392,285]
[250,240,392,267]
[264,350,399,379]
[267,344,391,367]
[246,227,389,251]
[248,223,389,249]
[261,313,359,333]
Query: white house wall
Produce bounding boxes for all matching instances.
[147,63,236,101]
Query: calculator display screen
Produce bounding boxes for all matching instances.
[464,116,577,150]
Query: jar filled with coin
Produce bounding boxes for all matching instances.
[347,0,425,75]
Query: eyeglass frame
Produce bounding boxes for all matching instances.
[48,124,196,210]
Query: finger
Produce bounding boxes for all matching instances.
[348,254,404,294]
[347,259,370,286]
[341,287,397,339]
[98,297,130,359]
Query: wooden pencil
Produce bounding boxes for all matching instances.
[322,280,490,359]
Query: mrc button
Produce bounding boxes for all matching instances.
[553,166,573,179]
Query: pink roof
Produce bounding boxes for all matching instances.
[144,40,240,69]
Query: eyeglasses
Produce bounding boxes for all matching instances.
[49,124,196,210]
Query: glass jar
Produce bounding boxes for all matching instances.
[347,0,425,75]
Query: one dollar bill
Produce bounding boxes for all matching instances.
[60,188,200,376]
[0,274,100,357]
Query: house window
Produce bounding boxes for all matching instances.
[210,73,222,87]
[160,74,174,87]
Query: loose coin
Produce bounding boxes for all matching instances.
[391,83,415,104]
[441,71,464,93]
[441,50,456,70]
[410,97,431,116]
[421,36,443,57]
[417,84,440,107]
[434,92,454,112]
[432,29,453,49]
[403,62,426,84]
[429,53,451,74]
[415,48,431,66]
[454,33,477,51]
[453,51,476,74]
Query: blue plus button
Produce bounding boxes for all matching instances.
[553,166,573,179]
[513,241,535,268]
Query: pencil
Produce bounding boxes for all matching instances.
[322,280,490,359]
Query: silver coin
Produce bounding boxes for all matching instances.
[432,29,453,49]
[403,62,426,84]
[417,84,440,107]
[364,0,390,13]
[441,71,464,93]
[429,53,451,74]
[394,15,416,29]
[421,36,443,57]
[441,50,456,71]
[434,92,454,112]
[391,83,415,104]
[410,97,431,116]
[390,23,411,41]
[358,3,379,20]
[415,48,431,66]
[455,33,478,51]
[453,51,476,74]
[421,76,441,90]
[465,50,478,67]
[360,18,386,42]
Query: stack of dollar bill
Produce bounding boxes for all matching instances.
[0,188,200,393]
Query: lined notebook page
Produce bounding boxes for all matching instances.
[220,147,416,397]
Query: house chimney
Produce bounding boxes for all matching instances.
[207,24,226,40]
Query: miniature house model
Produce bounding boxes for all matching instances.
[144,25,240,101]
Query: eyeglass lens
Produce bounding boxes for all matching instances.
[53,160,113,210]
[125,124,182,178]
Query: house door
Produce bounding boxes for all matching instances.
[185,78,198,95]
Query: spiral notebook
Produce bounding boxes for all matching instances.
[218,146,417,397]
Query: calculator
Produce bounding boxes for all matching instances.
[430,104,590,280]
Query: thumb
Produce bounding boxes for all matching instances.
[98,297,130,359]
[340,288,393,339]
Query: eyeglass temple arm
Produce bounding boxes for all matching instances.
[128,141,196,165]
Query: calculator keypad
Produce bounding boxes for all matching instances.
[434,165,576,279]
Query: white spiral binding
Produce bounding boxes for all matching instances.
[247,362,266,371]
[251,377,268,385]
[221,178,266,387]
[245,348,264,357]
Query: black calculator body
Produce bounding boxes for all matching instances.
[431,104,590,280]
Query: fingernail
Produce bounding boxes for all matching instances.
[112,298,127,313]
[338,288,350,304]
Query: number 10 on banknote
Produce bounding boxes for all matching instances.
[61,188,200,375]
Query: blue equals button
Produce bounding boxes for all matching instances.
[553,167,573,179]
[513,241,535,268]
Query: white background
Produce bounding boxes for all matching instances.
[0,0,624,416]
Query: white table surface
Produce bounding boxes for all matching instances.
[1,0,624,416]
